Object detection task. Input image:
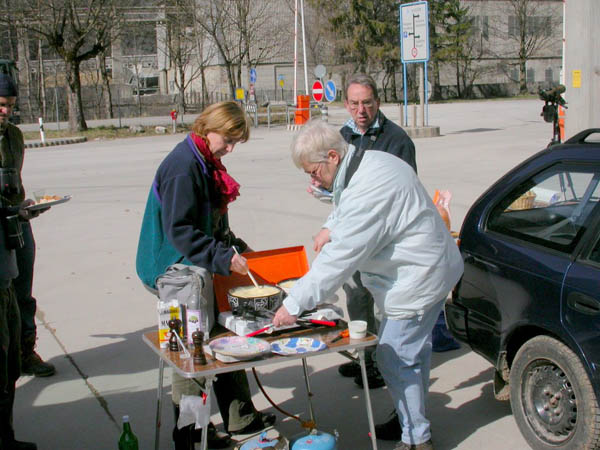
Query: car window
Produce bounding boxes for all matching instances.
[589,236,600,264]
[487,163,600,253]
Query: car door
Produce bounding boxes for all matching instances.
[561,220,600,397]
[460,162,599,362]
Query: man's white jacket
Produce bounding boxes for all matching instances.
[284,146,464,320]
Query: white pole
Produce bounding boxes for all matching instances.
[300,0,309,95]
[293,0,298,104]
[561,0,566,86]
[38,117,46,144]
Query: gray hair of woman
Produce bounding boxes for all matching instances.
[290,120,348,168]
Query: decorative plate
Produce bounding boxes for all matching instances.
[208,336,270,363]
[270,337,327,356]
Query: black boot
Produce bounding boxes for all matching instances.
[21,335,55,377]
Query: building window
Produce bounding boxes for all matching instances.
[527,67,535,83]
[545,68,553,83]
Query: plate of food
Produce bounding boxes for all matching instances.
[208,336,271,363]
[270,337,327,356]
[25,195,72,211]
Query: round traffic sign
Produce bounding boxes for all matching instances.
[314,64,326,79]
[312,80,324,102]
[324,80,336,103]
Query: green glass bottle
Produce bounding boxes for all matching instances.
[118,415,139,450]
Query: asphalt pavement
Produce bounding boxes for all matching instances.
[13,99,550,449]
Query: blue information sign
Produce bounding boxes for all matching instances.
[249,68,257,84]
[324,80,336,102]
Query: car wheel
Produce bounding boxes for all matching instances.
[510,335,600,450]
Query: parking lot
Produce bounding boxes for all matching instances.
[13,99,551,449]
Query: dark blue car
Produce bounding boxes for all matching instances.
[446,129,600,450]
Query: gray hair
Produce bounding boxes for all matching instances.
[345,73,379,100]
[291,120,348,168]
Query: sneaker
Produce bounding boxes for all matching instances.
[231,412,276,435]
[354,365,385,389]
[376,411,402,441]
[338,361,361,378]
[21,351,55,377]
[394,439,434,450]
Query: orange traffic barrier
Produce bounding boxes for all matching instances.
[294,95,310,125]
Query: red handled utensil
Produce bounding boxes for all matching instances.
[297,318,337,327]
[245,324,274,337]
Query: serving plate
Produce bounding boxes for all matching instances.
[270,337,327,356]
[25,195,71,211]
[208,336,270,363]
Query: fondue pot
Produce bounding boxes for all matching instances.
[227,284,283,317]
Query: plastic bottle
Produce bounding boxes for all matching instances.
[185,277,204,346]
[118,415,139,450]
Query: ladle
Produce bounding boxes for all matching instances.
[232,246,261,289]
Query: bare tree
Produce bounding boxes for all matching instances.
[488,0,561,94]
[2,0,125,131]
[195,0,287,98]
[158,0,213,113]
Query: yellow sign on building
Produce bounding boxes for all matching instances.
[235,88,245,100]
[572,70,581,88]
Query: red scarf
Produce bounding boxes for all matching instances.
[190,133,240,213]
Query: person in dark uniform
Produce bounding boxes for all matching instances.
[0,73,55,378]
[1,171,37,449]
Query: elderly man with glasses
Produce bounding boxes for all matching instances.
[275,120,463,450]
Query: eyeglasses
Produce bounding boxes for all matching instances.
[348,100,375,110]
[305,161,324,178]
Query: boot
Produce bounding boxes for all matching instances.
[21,335,55,377]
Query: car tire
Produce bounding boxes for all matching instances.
[510,335,600,450]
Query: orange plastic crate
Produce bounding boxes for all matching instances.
[213,246,309,313]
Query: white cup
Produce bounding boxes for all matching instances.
[349,320,367,339]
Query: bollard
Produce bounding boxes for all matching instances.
[321,105,328,122]
[38,117,46,144]
[411,104,417,128]
[170,109,178,134]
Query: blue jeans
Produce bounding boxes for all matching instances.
[376,300,444,445]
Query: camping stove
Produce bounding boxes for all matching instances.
[218,305,343,337]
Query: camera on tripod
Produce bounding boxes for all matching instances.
[539,84,566,123]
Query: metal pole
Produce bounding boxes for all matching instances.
[154,357,164,450]
[300,0,309,95]
[301,358,316,425]
[403,63,408,127]
[54,63,60,131]
[358,349,378,450]
[116,85,122,129]
[424,62,429,126]
[293,0,298,103]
